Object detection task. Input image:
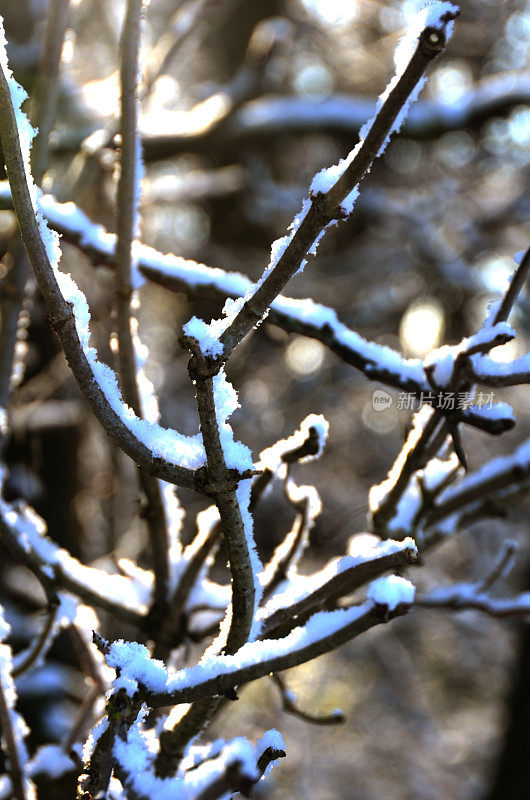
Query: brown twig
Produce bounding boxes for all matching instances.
[493,246,530,324]
[30,0,70,184]
[218,19,457,361]
[115,0,172,618]
[154,339,257,777]
[271,672,344,726]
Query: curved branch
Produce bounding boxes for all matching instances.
[0,58,199,491]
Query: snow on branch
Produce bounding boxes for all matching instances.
[101,573,415,709]
[419,584,530,620]
[0,181,431,387]
[258,414,329,475]
[113,713,283,800]
[0,608,35,800]
[228,70,530,141]
[423,322,516,390]
[466,352,530,387]
[0,24,205,491]
[260,534,418,639]
[370,406,462,536]
[0,480,147,628]
[0,179,514,436]
[426,436,530,526]
[196,2,459,361]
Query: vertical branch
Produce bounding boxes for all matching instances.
[187,345,255,652]
[116,0,143,407]
[155,342,256,777]
[115,0,171,615]
[0,647,31,800]
[31,0,70,185]
[0,238,27,437]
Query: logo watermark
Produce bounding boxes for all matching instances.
[372,390,498,412]
[372,389,392,411]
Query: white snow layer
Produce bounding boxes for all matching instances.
[366,575,416,610]
[0,27,206,471]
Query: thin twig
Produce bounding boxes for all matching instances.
[493,246,530,324]
[426,453,530,526]
[271,672,344,726]
[478,541,517,594]
[218,20,457,360]
[0,648,29,800]
[12,599,60,677]
[115,0,171,617]
[417,588,530,619]
[154,519,221,653]
[31,0,70,184]
[371,412,440,535]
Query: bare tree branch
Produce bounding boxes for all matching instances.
[271,672,344,726]
[30,0,70,184]
[0,646,31,800]
[217,17,458,361]
[115,0,172,618]
[0,61,200,491]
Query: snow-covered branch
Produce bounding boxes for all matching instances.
[419,584,530,620]
[426,436,530,526]
[225,71,530,141]
[0,32,204,492]
[0,611,34,800]
[0,185,518,436]
[104,575,416,710]
[0,486,146,628]
[212,5,460,362]
[4,1,530,796]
